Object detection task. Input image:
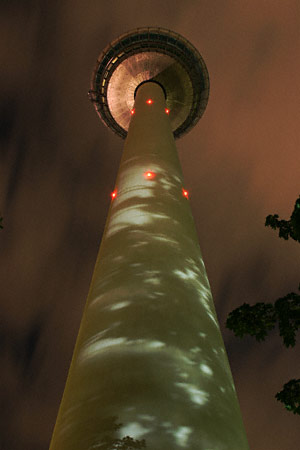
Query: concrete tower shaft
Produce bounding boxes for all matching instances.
[49,82,249,449]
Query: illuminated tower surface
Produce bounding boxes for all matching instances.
[50,28,249,449]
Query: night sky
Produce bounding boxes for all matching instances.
[0,1,299,449]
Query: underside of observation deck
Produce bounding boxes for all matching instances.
[89,27,209,139]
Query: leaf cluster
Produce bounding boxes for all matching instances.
[98,435,146,449]
[96,417,146,450]
[226,286,300,348]
[265,195,300,243]
[226,196,300,415]
[275,290,300,347]
[226,302,276,342]
[275,379,300,415]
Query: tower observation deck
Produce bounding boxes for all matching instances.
[88,27,209,139]
[50,28,249,450]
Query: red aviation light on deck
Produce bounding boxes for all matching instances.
[182,188,189,199]
[146,99,153,104]
[144,171,156,180]
[111,190,117,200]
[130,108,135,115]
[165,108,170,114]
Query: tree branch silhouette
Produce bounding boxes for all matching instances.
[226,196,300,414]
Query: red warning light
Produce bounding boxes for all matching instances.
[130,108,135,115]
[182,188,189,199]
[144,171,156,180]
[111,190,117,200]
[146,99,153,104]
[165,108,170,114]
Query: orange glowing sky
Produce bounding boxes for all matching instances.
[0,1,299,449]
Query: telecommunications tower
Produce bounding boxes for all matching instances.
[49,28,249,449]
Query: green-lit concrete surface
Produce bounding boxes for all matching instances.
[49,82,249,449]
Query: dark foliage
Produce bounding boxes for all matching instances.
[98,435,146,449]
[226,302,277,342]
[226,287,300,348]
[226,196,300,415]
[95,417,146,450]
[265,195,300,243]
[275,379,300,415]
[275,289,300,348]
